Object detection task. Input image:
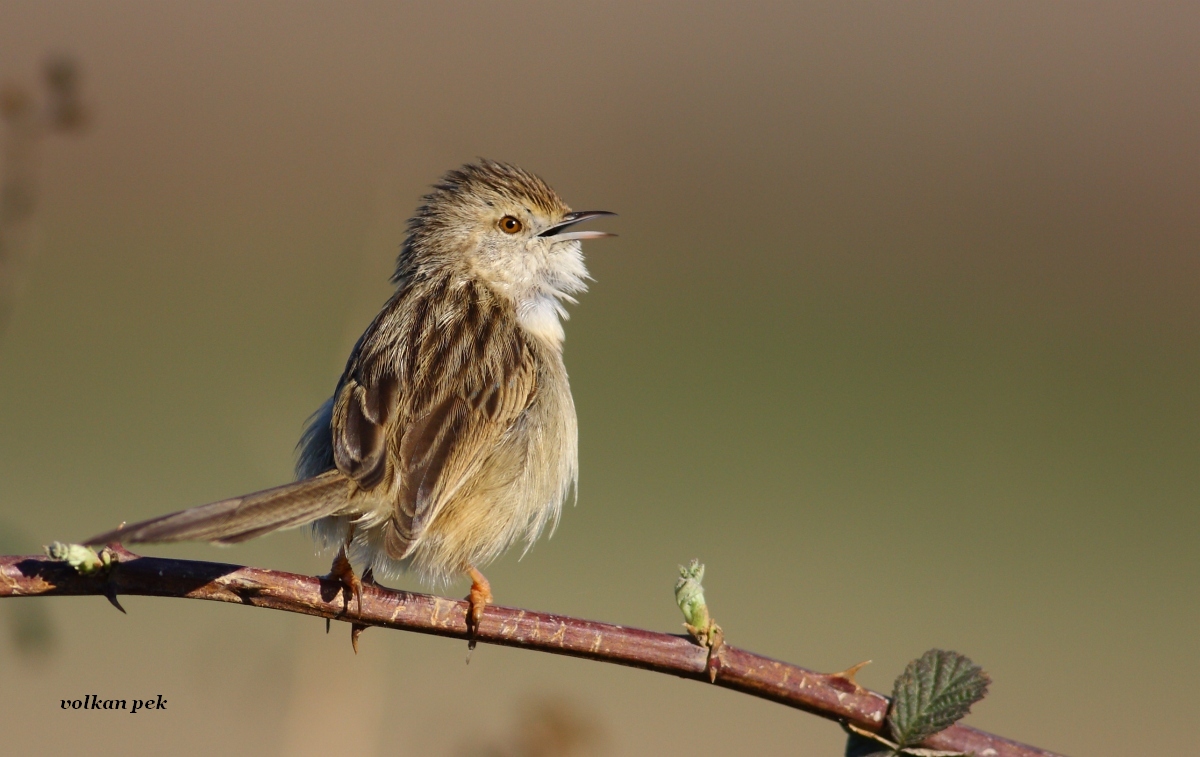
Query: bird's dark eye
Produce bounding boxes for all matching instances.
[498,215,523,234]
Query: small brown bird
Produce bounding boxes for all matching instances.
[86,160,613,644]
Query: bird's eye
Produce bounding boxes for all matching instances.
[498,216,523,234]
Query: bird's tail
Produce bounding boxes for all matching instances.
[84,470,353,546]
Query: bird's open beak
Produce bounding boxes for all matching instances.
[539,210,617,241]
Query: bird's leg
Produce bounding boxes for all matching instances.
[324,545,363,614]
[464,566,492,651]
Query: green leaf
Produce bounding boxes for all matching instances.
[888,649,991,748]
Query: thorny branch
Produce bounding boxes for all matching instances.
[0,546,1061,757]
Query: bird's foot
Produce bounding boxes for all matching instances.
[321,551,378,652]
[464,566,492,652]
[322,547,362,617]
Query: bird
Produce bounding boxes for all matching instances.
[85,160,614,649]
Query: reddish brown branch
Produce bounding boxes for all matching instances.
[0,547,1060,757]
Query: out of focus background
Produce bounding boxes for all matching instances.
[0,3,1196,755]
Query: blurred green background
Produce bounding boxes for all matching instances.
[0,2,1196,755]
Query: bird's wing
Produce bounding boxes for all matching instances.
[331,372,400,490]
[388,347,537,554]
[329,279,538,558]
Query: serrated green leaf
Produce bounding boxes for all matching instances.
[844,732,897,757]
[888,649,991,747]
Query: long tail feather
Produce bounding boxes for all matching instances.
[84,470,352,546]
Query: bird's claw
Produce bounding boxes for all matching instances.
[465,566,492,653]
[323,548,362,616]
[321,548,370,652]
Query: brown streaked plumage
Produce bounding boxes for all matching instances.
[86,160,614,643]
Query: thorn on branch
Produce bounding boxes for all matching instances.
[103,584,127,614]
[829,659,872,693]
[350,622,368,653]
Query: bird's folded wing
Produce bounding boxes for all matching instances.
[385,346,538,557]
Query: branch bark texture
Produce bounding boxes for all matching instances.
[0,547,1061,757]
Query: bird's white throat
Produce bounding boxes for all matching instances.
[511,240,587,345]
[517,293,568,343]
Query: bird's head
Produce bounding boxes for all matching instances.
[395,161,614,341]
